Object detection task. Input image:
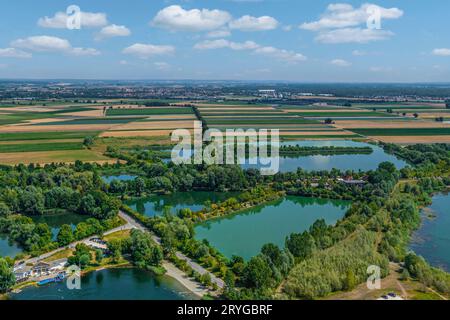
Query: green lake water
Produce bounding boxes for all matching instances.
[126,191,238,217]
[0,233,21,258]
[10,268,197,300]
[102,175,137,184]
[195,196,350,260]
[31,213,88,240]
[241,140,407,172]
[410,192,450,272]
[164,140,407,172]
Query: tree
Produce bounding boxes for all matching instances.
[446,100,450,109]
[83,136,94,148]
[243,255,273,290]
[57,224,74,246]
[130,230,163,269]
[68,243,92,269]
[286,231,316,259]
[0,258,15,293]
[344,270,357,291]
[0,202,11,217]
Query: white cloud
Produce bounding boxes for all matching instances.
[331,59,352,67]
[300,3,403,31]
[11,36,100,56]
[122,43,175,59]
[432,48,450,56]
[229,15,278,31]
[352,50,366,56]
[71,47,101,56]
[194,39,306,63]
[206,29,231,38]
[194,39,259,50]
[152,5,231,32]
[96,24,131,40]
[154,62,170,70]
[301,3,402,44]
[38,11,108,29]
[254,46,307,63]
[0,48,32,58]
[315,28,394,44]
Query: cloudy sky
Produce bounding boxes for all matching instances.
[0,0,449,82]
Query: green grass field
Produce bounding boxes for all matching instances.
[34,117,144,126]
[106,108,193,116]
[0,131,99,141]
[284,112,398,117]
[350,128,450,136]
[205,118,320,125]
[0,142,85,153]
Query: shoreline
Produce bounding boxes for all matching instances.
[6,261,208,300]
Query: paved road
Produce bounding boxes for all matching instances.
[120,211,225,289]
[18,213,135,266]
[19,210,224,290]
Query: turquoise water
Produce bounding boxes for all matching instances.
[0,233,21,258]
[195,196,350,260]
[102,175,137,184]
[163,140,407,172]
[10,268,197,300]
[126,191,238,217]
[31,213,88,240]
[410,192,450,272]
[241,140,406,172]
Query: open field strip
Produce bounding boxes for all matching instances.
[282,109,361,113]
[99,129,194,138]
[209,130,356,137]
[284,111,398,117]
[333,120,450,129]
[110,120,196,131]
[106,107,193,116]
[197,107,276,111]
[0,150,111,165]
[0,124,117,133]
[0,138,82,145]
[370,135,450,144]
[33,117,144,126]
[0,142,85,153]
[355,104,445,109]
[60,107,106,117]
[349,128,450,136]
[143,114,197,120]
[0,131,99,141]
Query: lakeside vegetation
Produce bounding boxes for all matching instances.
[0,138,449,300]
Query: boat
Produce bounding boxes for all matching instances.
[37,273,66,286]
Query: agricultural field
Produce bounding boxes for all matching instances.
[0,102,197,164]
[1,99,449,163]
[196,103,360,139]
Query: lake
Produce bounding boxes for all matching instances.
[126,191,239,217]
[102,175,137,184]
[31,213,88,240]
[241,140,407,172]
[0,233,21,258]
[10,268,197,300]
[164,140,407,172]
[195,196,350,260]
[410,192,450,272]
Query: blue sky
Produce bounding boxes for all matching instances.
[0,0,449,82]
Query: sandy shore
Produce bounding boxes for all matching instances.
[162,261,212,298]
